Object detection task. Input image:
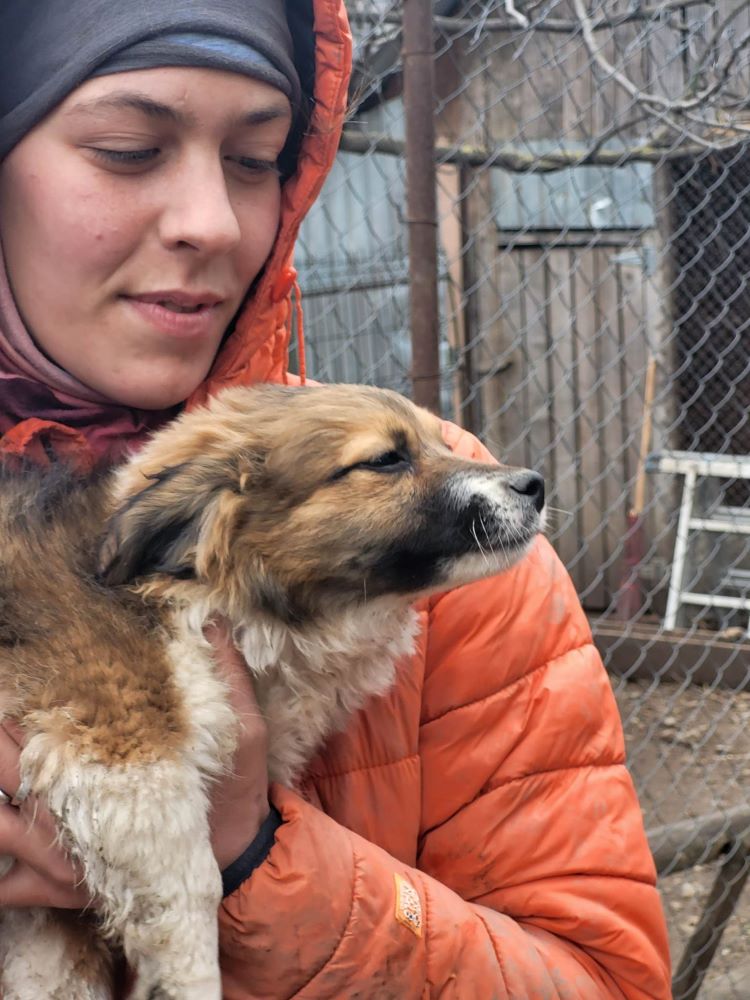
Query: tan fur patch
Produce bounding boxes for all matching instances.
[0,474,186,765]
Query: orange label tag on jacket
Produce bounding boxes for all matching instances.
[394,873,422,938]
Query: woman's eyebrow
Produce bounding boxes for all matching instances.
[64,91,291,127]
[65,93,192,124]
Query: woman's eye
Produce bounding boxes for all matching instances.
[230,156,280,177]
[89,147,159,165]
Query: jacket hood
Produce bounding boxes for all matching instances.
[187,0,352,409]
[0,0,351,467]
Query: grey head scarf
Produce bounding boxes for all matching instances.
[0,0,303,159]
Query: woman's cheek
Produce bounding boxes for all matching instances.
[240,196,282,280]
[57,183,144,273]
[20,178,139,288]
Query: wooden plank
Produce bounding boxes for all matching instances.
[610,0,650,135]
[465,172,513,455]
[614,261,632,503]
[613,249,653,604]
[592,246,628,602]
[560,0,595,144]
[642,168,682,591]
[543,247,581,577]
[516,248,553,476]
[648,806,750,875]
[591,0,632,142]
[485,24,565,144]
[500,230,642,248]
[436,163,469,426]
[640,0,688,104]
[572,248,608,607]
[592,619,750,689]
[671,843,750,1000]
[496,247,530,465]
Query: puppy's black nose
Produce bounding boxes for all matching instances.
[507,471,545,513]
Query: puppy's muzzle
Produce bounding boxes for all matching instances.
[445,463,546,555]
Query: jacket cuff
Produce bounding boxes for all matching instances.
[220,804,283,898]
[218,785,361,998]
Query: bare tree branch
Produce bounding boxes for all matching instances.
[339,128,750,173]
[358,0,712,36]
[572,0,750,115]
[346,0,750,171]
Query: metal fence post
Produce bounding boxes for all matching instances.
[402,0,442,414]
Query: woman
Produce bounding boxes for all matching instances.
[0,1,671,997]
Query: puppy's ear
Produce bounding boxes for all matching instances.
[97,463,216,586]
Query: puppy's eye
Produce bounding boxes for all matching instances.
[331,451,411,480]
[359,451,409,471]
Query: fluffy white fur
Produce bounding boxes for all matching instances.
[0,910,111,1000]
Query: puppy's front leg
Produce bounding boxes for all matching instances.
[20,735,224,1000]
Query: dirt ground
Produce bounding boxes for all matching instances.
[613,679,750,999]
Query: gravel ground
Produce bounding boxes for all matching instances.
[613,679,750,999]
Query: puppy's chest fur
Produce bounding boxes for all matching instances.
[234,603,419,783]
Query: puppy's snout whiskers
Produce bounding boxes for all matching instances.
[478,514,497,561]
[541,506,569,529]
[471,519,491,569]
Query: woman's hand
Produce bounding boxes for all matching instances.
[0,722,89,908]
[0,619,268,908]
[204,617,270,870]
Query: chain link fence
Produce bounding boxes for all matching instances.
[291,3,750,995]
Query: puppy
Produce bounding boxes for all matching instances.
[0,383,545,1000]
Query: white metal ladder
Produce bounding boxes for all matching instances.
[645,450,750,631]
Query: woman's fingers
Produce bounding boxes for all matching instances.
[204,617,268,773]
[203,617,270,870]
[203,618,265,727]
[0,627,270,905]
[0,722,23,798]
[0,802,90,908]
[0,794,83,887]
[0,722,89,907]
[0,856,90,909]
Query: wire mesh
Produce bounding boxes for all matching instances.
[293,3,750,994]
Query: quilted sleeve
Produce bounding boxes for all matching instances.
[217,543,670,1000]
[417,537,671,999]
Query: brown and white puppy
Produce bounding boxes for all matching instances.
[0,383,545,1000]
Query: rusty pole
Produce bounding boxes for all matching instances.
[402,0,442,415]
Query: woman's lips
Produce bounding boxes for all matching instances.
[123,296,223,338]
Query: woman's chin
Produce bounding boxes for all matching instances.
[87,368,212,410]
[110,383,204,410]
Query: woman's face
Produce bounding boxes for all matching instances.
[0,67,292,408]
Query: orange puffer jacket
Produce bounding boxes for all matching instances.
[1,0,672,996]
[217,443,672,1000]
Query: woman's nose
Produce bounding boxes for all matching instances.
[158,157,241,255]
